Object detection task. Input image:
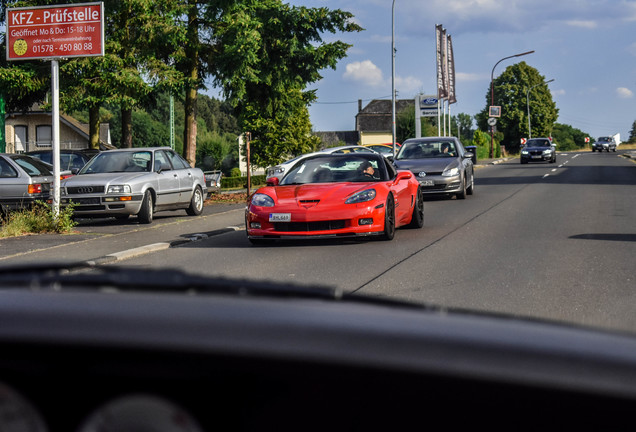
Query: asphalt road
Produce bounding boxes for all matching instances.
[1,150,635,334]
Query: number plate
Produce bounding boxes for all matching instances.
[269,213,291,222]
[420,179,434,186]
[531,155,541,159]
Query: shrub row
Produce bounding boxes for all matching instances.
[221,175,267,189]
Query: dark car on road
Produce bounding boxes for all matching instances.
[520,138,556,164]
[392,136,474,199]
[0,154,54,214]
[26,148,99,172]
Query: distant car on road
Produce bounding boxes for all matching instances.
[26,148,99,171]
[591,136,617,152]
[520,138,556,164]
[393,137,475,199]
[60,147,207,224]
[0,154,55,214]
[265,145,377,182]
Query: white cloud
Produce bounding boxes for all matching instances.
[456,72,485,82]
[396,76,424,94]
[616,87,633,98]
[564,20,597,29]
[343,60,384,87]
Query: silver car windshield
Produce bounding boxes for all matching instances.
[80,151,153,174]
[396,141,457,159]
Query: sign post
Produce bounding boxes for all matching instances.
[6,2,104,217]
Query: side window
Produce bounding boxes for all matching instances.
[0,159,19,178]
[155,151,172,171]
[166,151,190,169]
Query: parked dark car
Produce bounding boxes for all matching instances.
[0,154,54,214]
[520,138,556,164]
[25,148,99,172]
[392,136,474,199]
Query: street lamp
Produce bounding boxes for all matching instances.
[526,79,554,139]
[489,50,535,158]
[391,0,397,157]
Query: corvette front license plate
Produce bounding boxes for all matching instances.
[269,213,291,222]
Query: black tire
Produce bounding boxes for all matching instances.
[521,159,528,164]
[466,171,474,195]
[456,176,466,200]
[186,186,204,216]
[592,148,595,152]
[407,187,424,229]
[381,194,396,240]
[137,190,154,224]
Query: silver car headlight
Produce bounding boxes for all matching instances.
[442,167,459,177]
[107,185,132,194]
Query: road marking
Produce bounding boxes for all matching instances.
[543,174,550,178]
[551,169,558,172]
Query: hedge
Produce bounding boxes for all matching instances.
[221,175,267,189]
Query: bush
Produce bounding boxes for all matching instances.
[221,175,267,189]
[1,202,77,238]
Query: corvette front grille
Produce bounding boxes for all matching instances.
[274,220,347,232]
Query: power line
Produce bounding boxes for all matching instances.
[312,95,392,105]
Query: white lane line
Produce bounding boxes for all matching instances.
[543,174,550,178]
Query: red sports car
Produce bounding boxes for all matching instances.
[245,153,424,244]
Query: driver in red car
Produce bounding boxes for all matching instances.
[359,161,376,180]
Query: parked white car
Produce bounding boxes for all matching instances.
[60,147,207,223]
[265,145,378,182]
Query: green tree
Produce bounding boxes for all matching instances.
[551,123,590,150]
[396,106,437,143]
[476,62,558,153]
[211,0,362,168]
[628,120,636,143]
[453,113,474,142]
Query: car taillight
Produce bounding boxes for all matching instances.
[28,184,43,194]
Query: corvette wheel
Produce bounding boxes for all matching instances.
[186,186,204,216]
[408,187,424,229]
[137,191,154,224]
[381,194,396,240]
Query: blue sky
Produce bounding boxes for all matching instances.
[282,0,636,141]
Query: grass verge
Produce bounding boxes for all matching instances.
[1,202,77,238]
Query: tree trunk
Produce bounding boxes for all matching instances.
[182,0,199,166]
[121,108,133,148]
[88,105,101,150]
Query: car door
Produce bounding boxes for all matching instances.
[164,150,194,204]
[386,160,413,224]
[0,157,23,209]
[153,150,181,207]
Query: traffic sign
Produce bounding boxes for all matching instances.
[6,2,104,61]
[520,138,527,145]
[487,117,497,126]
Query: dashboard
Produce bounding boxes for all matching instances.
[3,281,636,431]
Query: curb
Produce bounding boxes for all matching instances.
[85,226,242,265]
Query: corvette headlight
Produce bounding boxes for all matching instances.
[251,193,275,207]
[442,167,459,177]
[345,189,376,204]
[107,185,131,194]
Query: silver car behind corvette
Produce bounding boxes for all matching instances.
[60,147,207,223]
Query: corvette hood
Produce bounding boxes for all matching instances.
[62,172,150,186]
[263,183,374,206]
[394,158,457,174]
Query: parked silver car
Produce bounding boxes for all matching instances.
[0,154,55,214]
[60,147,207,223]
[392,137,475,199]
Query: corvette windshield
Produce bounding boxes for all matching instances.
[280,155,385,184]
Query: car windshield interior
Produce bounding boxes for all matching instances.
[11,156,52,176]
[80,151,152,174]
[280,156,385,185]
[526,139,551,147]
[397,141,457,159]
